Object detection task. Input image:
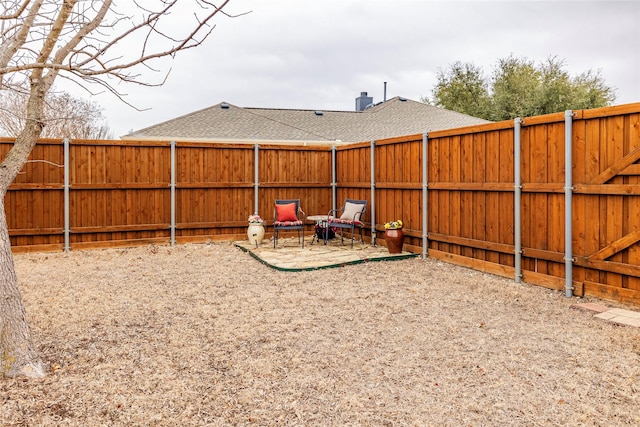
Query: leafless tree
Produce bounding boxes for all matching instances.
[0,0,237,378]
[0,84,112,139]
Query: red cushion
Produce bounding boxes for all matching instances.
[276,203,298,222]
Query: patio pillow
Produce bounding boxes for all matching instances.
[276,202,298,222]
[340,201,363,221]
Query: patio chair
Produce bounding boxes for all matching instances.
[273,199,306,248]
[326,198,367,248]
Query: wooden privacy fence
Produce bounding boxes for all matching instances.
[3,140,334,251]
[3,103,640,305]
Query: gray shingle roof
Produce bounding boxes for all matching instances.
[122,97,490,144]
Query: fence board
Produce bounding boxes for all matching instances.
[627,113,640,291]
[498,128,515,266]
[487,130,502,264]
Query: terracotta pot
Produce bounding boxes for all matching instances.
[247,224,265,246]
[384,228,404,254]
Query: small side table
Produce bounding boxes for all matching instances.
[307,215,330,244]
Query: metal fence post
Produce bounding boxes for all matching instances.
[254,144,259,214]
[331,145,337,213]
[422,133,429,258]
[514,118,522,283]
[564,110,574,297]
[170,141,176,246]
[63,138,70,252]
[370,140,376,245]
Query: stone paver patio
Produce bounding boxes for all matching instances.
[234,235,417,271]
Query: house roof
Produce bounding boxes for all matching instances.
[121,96,490,145]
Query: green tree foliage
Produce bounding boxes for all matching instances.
[423,62,491,119]
[428,55,616,121]
[491,56,540,120]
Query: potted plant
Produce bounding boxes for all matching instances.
[247,213,265,246]
[383,219,404,254]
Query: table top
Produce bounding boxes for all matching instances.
[307,215,328,221]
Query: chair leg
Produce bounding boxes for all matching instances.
[351,227,354,248]
[273,229,277,248]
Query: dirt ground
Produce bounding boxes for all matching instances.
[2,242,640,426]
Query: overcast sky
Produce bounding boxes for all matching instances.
[79,1,640,137]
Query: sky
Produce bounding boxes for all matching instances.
[67,1,640,138]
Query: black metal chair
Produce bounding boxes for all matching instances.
[326,199,367,247]
[273,199,306,248]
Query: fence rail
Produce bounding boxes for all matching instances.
[3,102,640,306]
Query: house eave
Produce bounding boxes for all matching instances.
[119,135,352,146]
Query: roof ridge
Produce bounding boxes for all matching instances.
[245,106,359,114]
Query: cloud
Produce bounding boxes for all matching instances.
[66,0,639,136]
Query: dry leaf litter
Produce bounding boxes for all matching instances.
[1,242,640,426]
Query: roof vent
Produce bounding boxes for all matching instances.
[221,102,230,109]
[399,97,407,102]
[314,110,323,116]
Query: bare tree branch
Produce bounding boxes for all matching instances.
[1,0,248,89]
[0,82,112,138]
[0,1,31,20]
[0,0,44,72]
[0,0,242,379]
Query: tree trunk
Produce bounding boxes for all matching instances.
[0,197,45,377]
[0,0,232,379]
[0,80,47,378]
